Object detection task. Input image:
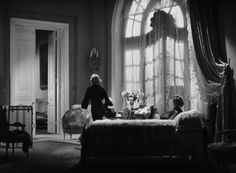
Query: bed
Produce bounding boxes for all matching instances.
[79,110,207,167]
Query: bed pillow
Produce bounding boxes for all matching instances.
[174,110,205,131]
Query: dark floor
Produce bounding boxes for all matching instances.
[36,128,48,134]
[1,139,236,173]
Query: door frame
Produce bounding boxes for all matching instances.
[10,18,69,136]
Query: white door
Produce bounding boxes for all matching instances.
[10,24,35,105]
[47,31,57,134]
[10,21,35,138]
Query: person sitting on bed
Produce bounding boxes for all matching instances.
[160,95,184,120]
[82,74,113,121]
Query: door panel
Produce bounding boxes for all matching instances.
[47,31,57,134]
[10,22,35,138]
[11,25,35,105]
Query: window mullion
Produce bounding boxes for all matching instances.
[163,35,167,112]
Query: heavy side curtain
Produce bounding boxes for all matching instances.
[188,0,236,142]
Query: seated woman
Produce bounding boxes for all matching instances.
[160,95,184,120]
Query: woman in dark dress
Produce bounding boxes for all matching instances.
[81,74,113,121]
[160,95,184,120]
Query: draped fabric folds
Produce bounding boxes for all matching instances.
[215,65,236,142]
[188,0,226,103]
[188,0,236,142]
[188,0,226,83]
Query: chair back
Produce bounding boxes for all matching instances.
[0,105,8,132]
[36,99,48,113]
[7,105,33,140]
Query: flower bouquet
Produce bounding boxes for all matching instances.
[121,91,144,110]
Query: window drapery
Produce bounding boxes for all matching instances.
[188,0,236,142]
[188,0,226,102]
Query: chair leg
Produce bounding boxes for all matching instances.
[12,143,15,156]
[6,143,9,158]
[26,150,29,158]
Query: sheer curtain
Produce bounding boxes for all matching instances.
[122,0,198,114]
[144,5,189,114]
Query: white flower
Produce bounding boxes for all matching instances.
[121,90,129,99]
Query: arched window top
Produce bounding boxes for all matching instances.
[125,0,185,37]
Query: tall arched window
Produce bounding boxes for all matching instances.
[112,0,198,113]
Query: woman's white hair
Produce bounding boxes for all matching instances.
[90,74,102,85]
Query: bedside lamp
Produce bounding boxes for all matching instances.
[169,85,185,99]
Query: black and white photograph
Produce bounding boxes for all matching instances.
[0,0,236,172]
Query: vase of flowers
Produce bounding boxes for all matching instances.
[121,91,144,110]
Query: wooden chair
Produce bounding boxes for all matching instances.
[0,105,9,156]
[35,99,48,130]
[0,105,33,158]
[207,129,236,173]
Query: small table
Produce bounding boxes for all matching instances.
[207,141,236,173]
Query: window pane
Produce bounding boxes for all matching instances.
[166,37,174,58]
[125,50,132,65]
[154,60,162,76]
[169,58,174,75]
[133,21,141,36]
[135,14,143,22]
[166,75,174,86]
[170,6,184,28]
[175,61,184,78]
[145,63,153,78]
[155,94,164,112]
[126,83,132,92]
[154,39,163,55]
[140,0,150,9]
[125,19,133,38]
[146,96,154,106]
[133,66,140,81]
[125,67,133,81]
[145,80,153,93]
[145,46,153,62]
[175,42,184,60]
[133,83,140,92]
[132,50,140,65]
[136,5,144,14]
[129,1,138,15]
[155,78,162,93]
[176,79,184,86]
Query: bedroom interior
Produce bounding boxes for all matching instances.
[1,0,236,172]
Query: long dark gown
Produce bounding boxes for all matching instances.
[81,84,113,121]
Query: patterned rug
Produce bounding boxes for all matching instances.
[0,140,81,173]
